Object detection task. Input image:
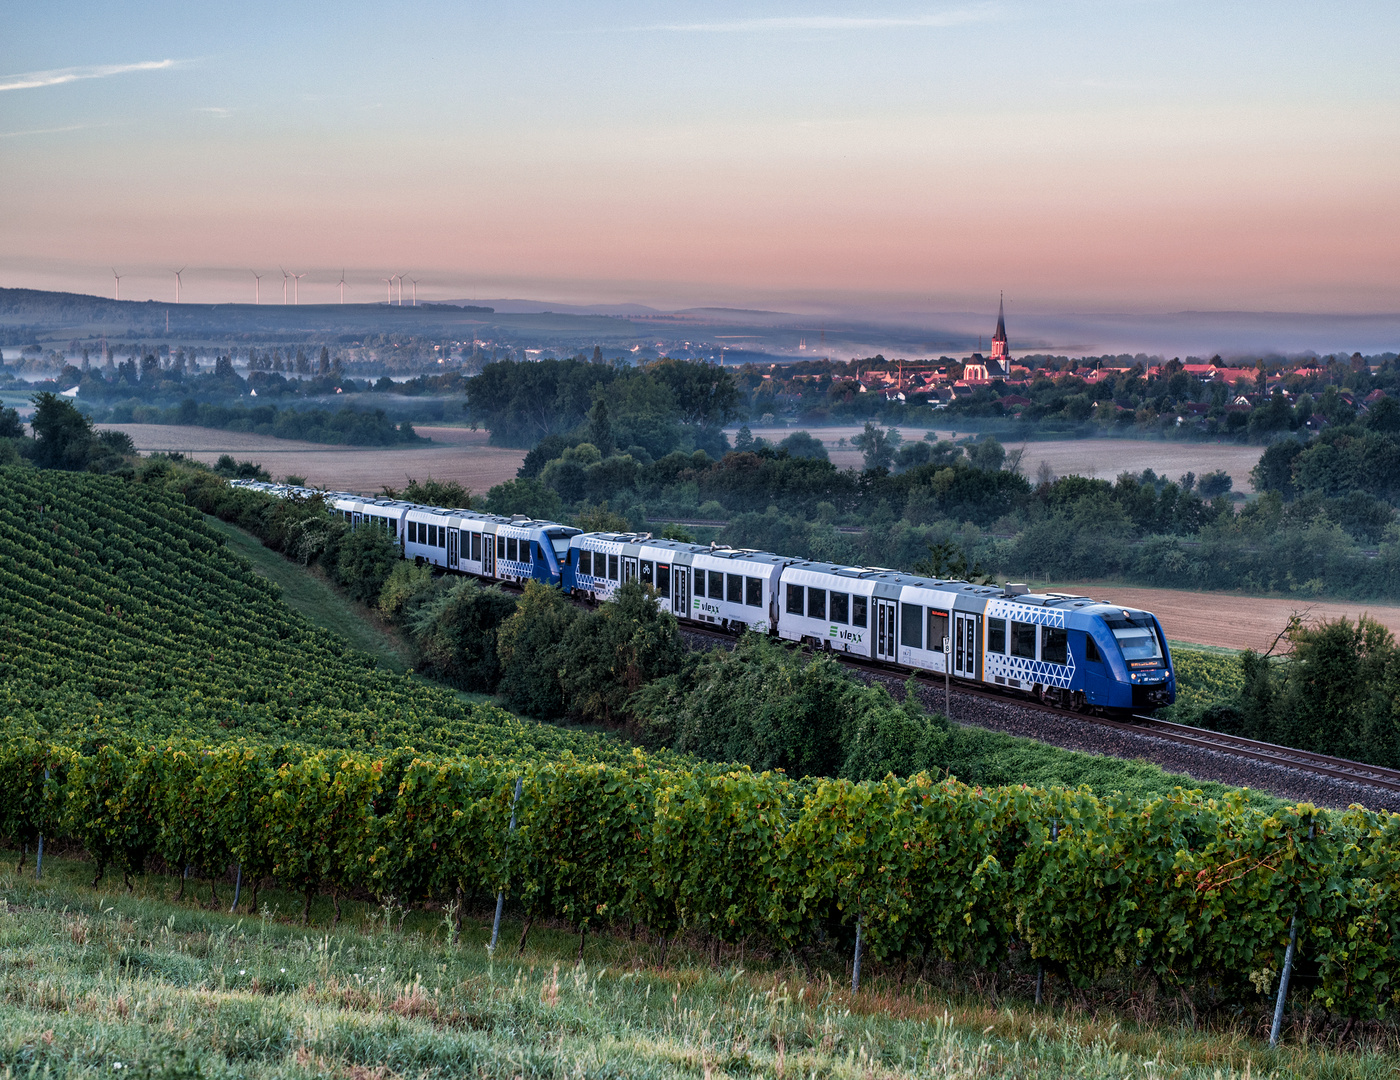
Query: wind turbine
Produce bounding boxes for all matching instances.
[280,267,290,305]
[395,273,405,307]
[291,271,306,305]
[381,276,393,304]
[251,270,262,305]
[408,277,419,307]
[172,266,186,304]
[337,269,347,304]
[112,269,121,301]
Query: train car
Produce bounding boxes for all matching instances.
[565,533,714,620]
[776,563,951,662]
[411,509,579,585]
[690,547,789,633]
[891,582,1175,712]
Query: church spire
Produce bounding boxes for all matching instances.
[990,292,1008,361]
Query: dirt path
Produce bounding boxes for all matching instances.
[99,423,526,495]
[1041,582,1400,651]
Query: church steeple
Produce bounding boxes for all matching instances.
[990,293,1008,361]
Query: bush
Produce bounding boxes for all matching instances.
[334,524,400,603]
[408,577,518,690]
[558,581,687,725]
[494,581,579,718]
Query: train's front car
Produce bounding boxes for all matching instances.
[1073,603,1176,712]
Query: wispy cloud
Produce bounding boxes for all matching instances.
[630,8,996,32]
[0,59,182,93]
[0,123,94,139]
[195,106,233,117]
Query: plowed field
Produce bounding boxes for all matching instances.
[98,424,526,496]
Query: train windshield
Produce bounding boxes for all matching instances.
[1102,615,1165,669]
[545,530,577,558]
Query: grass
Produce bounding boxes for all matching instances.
[205,515,414,674]
[2,855,1394,1079]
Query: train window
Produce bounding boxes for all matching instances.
[1085,634,1101,663]
[640,560,654,586]
[807,587,826,620]
[727,574,743,604]
[709,570,725,599]
[786,583,804,615]
[852,595,868,628]
[987,617,1006,653]
[608,553,619,581]
[507,536,518,562]
[407,521,417,543]
[1011,621,1037,659]
[657,564,670,598]
[578,549,592,576]
[428,524,438,547]
[901,603,924,650]
[928,610,948,651]
[746,577,762,607]
[830,591,848,623]
[497,534,506,560]
[1042,626,1068,665]
[471,532,481,561]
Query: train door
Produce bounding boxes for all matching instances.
[875,599,898,661]
[953,613,981,679]
[447,529,459,569]
[673,567,689,616]
[623,557,637,584]
[482,532,495,577]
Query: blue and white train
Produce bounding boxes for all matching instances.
[231,480,1175,712]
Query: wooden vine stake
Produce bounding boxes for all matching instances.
[488,776,524,954]
[1036,818,1058,1005]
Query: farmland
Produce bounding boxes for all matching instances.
[95,423,526,494]
[1045,582,1400,652]
[738,425,1266,490]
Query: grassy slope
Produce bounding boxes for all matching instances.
[3,856,1390,1080]
[204,514,414,674]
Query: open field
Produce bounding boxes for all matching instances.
[739,425,1265,491]
[97,423,526,494]
[1045,582,1400,651]
[1,855,1386,1079]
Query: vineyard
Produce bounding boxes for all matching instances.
[4,466,1400,1025]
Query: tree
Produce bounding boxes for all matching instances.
[0,406,23,439]
[409,577,518,690]
[318,347,330,376]
[588,398,615,456]
[852,421,901,471]
[778,430,829,461]
[29,392,95,470]
[912,539,996,584]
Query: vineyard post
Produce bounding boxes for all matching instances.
[1035,818,1057,1006]
[1269,819,1315,1048]
[488,776,524,954]
[230,865,242,913]
[852,911,863,994]
[34,768,48,880]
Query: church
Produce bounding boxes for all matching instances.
[961,296,1009,383]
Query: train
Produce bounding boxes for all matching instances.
[230,480,1175,712]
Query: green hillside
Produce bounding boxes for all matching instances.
[0,466,651,762]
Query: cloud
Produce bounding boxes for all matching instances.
[195,106,233,117]
[0,59,181,93]
[0,123,94,139]
[631,8,996,32]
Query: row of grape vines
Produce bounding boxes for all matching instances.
[3,734,1399,1020]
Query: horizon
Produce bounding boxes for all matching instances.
[3,2,1398,316]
